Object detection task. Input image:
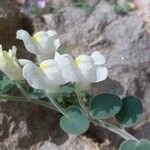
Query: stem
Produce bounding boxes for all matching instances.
[75,90,87,112]
[0,95,58,111]
[75,88,137,141]
[47,93,66,116]
[16,83,29,100]
[92,119,138,141]
[0,95,26,101]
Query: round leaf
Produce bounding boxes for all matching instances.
[60,106,90,135]
[119,140,137,150]
[115,96,143,127]
[29,87,45,99]
[90,93,122,119]
[135,139,150,150]
[119,139,150,150]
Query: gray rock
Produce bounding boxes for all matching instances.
[0,0,34,59]
[32,0,150,148]
[0,0,150,149]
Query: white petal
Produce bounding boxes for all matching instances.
[16,30,40,55]
[8,49,13,57]
[54,52,61,58]
[55,54,82,83]
[91,51,106,65]
[9,46,17,57]
[36,55,53,63]
[12,46,17,54]
[47,30,57,37]
[40,60,65,85]
[23,62,50,89]
[75,55,96,82]
[76,55,94,64]
[33,33,56,55]
[95,67,108,82]
[0,44,2,53]
[18,59,33,66]
[32,31,50,54]
[54,39,61,50]
[78,63,96,83]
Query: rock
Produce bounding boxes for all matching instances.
[0,0,150,149]
[32,0,150,149]
[102,15,144,50]
[0,1,62,150]
[0,0,34,59]
[133,0,150,33]
[32,135,101,150]
[0,102,62,150]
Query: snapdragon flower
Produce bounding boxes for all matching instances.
[19,58,66,92]
[0,45,23,81]
[16,30,61,61]
[76,51,108,83]
[54,52,83,83]
[19,51,108,92]
[18,52,81,92]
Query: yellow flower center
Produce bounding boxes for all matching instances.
[40,62,49,70]
[75,57,82,65]
[32,32,42,42]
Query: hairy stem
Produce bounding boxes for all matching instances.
[92,119,138,141]
[16,83,29,100]
[75,89,137,141]
[0,95,57,111]
[75,90,87,113]
[47,93,66,116]
[0,92,138,141]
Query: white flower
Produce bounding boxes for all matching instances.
[75,51,108,83]
[19,51,108,91]
[16,29,61,61]
[54,52,82,83]
[0,45,24,81]
[40,59,65,85]
[19,58,65,91]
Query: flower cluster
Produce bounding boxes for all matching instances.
[0,29,108,92]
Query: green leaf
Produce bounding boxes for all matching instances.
[72,0,85,6]
[82,4,93,12]
[60,82,75,97]
[0,75,14,94]
[119,140,137,150]
[57,47,68,54]
[119,139,150,150]
[135,139,150,150]
[105,0,117,5]
[115,96,143,127]
[60,106,90,135]
[90,93,122,119]
[31,5,42,15]
[59,83,80,107]
[29,87,45,99]
[114,3,130,15]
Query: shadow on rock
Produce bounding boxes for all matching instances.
[0,102,69,149]
[91,77,124,96]
[26,104,69,147]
